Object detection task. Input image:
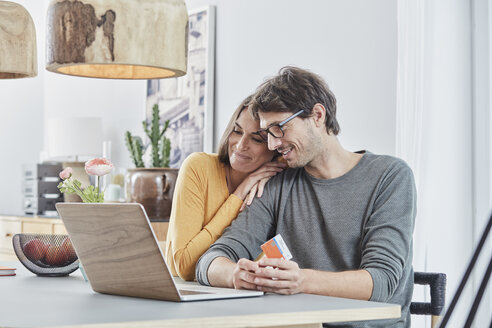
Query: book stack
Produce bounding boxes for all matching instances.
[0,266,16,276]
[22,163,64,216]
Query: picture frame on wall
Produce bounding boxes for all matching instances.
[146,6,216,168]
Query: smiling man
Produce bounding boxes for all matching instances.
[196,66,416,327]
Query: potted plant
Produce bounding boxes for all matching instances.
[124,104,179,221]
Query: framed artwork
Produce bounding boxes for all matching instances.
[146,6,216,168]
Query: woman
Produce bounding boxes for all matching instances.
[165,95,285,281]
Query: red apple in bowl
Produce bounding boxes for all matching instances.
[23,238,48,262]
[61,237,77,262]
[44,245,69,266]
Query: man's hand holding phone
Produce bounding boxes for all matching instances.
[232,234,305,295]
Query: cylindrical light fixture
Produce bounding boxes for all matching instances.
[0,1,37,79]
[46,0,188,80]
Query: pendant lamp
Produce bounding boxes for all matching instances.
[0,1,37,79]
[46,0,188,79]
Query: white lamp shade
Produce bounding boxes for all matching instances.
[0,1,37,79]
[46,117,102,159]
[45,0,188,79]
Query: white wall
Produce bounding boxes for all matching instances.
[43,71,146,168]
[417,0,474,323]
[471,0,492,323]
[188,0,398,156]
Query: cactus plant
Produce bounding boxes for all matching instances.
[125,104,171,168]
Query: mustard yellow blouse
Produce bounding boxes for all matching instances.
[165,152,243,280]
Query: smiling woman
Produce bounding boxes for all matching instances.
[165,95,286,281]
[225,113,276,194]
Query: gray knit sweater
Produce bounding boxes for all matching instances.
[196,152,416,327]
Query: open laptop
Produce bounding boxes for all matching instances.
[55,203,264,302]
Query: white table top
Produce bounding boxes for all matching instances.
[0,262,401,328]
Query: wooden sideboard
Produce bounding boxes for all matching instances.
[0,215,168,261]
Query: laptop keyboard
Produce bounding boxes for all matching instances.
[179,289,212,295]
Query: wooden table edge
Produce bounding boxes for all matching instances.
[52,304,401,328]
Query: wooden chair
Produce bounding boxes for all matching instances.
[410,271,447,328]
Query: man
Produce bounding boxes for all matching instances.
[196,66,416,327]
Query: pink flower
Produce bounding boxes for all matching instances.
[59,167,72,180]
[85,158,113,176]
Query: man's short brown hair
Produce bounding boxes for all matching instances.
[250,66,340,135]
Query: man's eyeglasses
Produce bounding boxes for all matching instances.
[258,109,305,141]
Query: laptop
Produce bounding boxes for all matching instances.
[55,203,264,302]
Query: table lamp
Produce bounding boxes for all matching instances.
[46,117,102,201]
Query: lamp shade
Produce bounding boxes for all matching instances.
[46,117,102,159]
[0,1,37,79]
[45,0,188,80]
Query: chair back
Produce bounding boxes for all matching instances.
[411,271,447,328]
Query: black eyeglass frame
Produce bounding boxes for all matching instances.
[258,109,305,141]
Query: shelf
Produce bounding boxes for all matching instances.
[0,215,168,261]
